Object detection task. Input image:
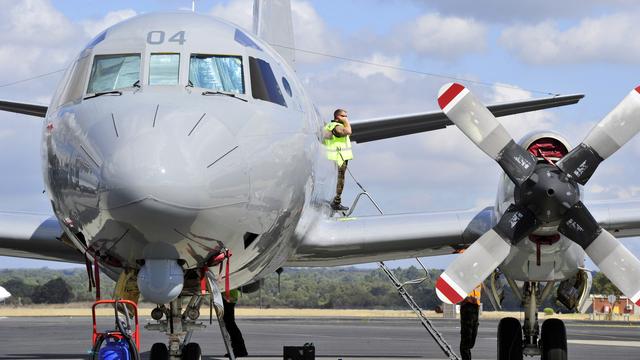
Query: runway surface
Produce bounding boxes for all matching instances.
[0,316,638,359]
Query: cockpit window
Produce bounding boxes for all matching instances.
[149,53,180,85]
[248,57,286,107]
[189,55,244,94]
[87,54,140,93]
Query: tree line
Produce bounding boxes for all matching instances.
[0,267,621,310]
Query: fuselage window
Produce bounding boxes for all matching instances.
[87,54,140,93]
[248,57,286,107]
[282,77,292,97]
[189,55,244,94]
[149,53,180,85]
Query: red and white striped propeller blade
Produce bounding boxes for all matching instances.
[436,229,511,304]
[585,230,640,306]
[438,82,537,186]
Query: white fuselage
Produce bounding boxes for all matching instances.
[42,12,336,288]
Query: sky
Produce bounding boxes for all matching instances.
[2,0,640,270]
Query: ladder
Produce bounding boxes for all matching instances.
[345,191,461,360]
[206,272,236,360]
[378,260,460,360]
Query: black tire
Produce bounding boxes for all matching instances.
[182,342,202,360]
[150,342,169,360]
[541,319,567,360]
[497,317,523,360]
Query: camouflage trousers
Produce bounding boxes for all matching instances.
[332,160,348,205]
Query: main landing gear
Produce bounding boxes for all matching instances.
[496,281,567,360]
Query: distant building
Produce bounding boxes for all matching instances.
[591,295,635,315]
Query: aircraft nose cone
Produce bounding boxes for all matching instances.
[100,117,249,211]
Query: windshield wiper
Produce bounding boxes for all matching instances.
[84,90,122,100]
[201,90,248,102]
[132,80,141,89]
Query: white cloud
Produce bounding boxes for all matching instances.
[407,0,640,23]
[586,184,640,199]
[341,53,404,82]
[401,13,487,59]
[489,83,557,138]
[0,0,79,83]
[81,9,137,38]
[290,0,339,57]
[211,0,339,63]
[500,13,640,64]
[0,0,74,45]
[210,0,253,29]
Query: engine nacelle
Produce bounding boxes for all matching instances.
[556,269,592,312]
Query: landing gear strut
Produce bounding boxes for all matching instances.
[497,281,567,360]
[146,296,206,360]
[145,270,234,360]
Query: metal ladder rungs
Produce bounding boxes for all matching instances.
[379,261,460,360]
[341,190,459,360]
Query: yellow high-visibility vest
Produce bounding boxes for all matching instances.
[324,122,353,166]
[225,289,240,303]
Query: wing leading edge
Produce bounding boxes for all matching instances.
[287,207,494,267]
[289,198,640,267]
[0,211,83,263]
[0,99,48,117]
[350,93,584,143]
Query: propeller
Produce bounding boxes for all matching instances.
[437,82,537,186]
[556,86,640,185]
[436,204,538,304]
[435,82,640,306]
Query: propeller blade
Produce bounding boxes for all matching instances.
[438,82,537,186]
[436,204,538,304]
[558,201,640,306]
[586,230,640,306]
[436,229,512,304]
[556,86,640,185]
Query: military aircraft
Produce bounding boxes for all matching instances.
[0,286,10,302]
[1,1,638,359]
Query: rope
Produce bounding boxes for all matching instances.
[0,68,66,88]
[270,43,560,96]
[338,149,368,193]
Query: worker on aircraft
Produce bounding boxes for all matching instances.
[324,109,353,211]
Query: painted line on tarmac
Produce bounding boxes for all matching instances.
[569,339,640,347]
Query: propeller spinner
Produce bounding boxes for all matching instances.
[435,83,640,305]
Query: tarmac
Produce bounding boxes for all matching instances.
[0,316,638,359]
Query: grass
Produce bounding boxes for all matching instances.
[0,303,635,322]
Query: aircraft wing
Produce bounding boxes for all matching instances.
[0,99,48,117]
[0,211,83,263]
[350,94,584,143]
[288,207,494,266]
[288,198,640,266]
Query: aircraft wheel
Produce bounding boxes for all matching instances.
[497,317,523,360]
[182,342,202,360]
[150,342,169,360]
[541,319,567,360]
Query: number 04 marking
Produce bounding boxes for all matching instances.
[146,31,186,45]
